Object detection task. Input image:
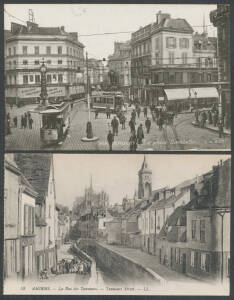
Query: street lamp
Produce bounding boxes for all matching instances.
[81,52,99,142]
[39,59,48,106]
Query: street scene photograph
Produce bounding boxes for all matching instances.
[4,4,230,151]
[4,153,230,295]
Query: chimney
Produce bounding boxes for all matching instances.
[156,11,170,24]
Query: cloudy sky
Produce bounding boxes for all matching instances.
[4,4,217,59]
[53,154,230,209]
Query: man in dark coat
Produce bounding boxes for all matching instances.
[107,130,114,151]
[137,124,144,144]
[129,118,135,133]
[21,115,24,129]
[24,113,28,128]
[129,131,137,151]
[29,117,33,129]
[111,116,119,136]
[106,105,111,119]
[121,114,126,130]
[145,118,151,134]
[13,116,17,128]
[217,119,224,138]
[131,109,136,122]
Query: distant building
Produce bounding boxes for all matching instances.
[5,20,85,105]
[84,58,105,90]
[108,41,131,99]
[106,219,122,245]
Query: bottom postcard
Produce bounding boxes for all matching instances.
[4,154,231,295]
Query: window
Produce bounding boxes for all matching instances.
[200,220,205,242]
[13,60,16,66]
[47,74,52,83]
[155,37,160,50]
[46,60,51,65]
[58,74,63,83]
[8,48,11,56]
[58,60,63,65]
[34,46,39,55]
[23,46,27,55]
[157,215,160,229]
[155,53,160,65]
[169,52,174,64]
[201,253,210,272]
[53,74,57,81]
[24,205,28,234]
[13,47,16,55]
[9,75,12,85]
[23,60,28,65]
[49,205,51,218]
[35,75,40,83]
[34,60,40,65]
[58,46,62,54]
[67,47,69,54]
[23,75,28,84]
[182,52,188,64]
[14,75,17,84]
[29,75,34,82]
[8,61,12,69]
[166,37,176,49]
[46,46,51,55]
[197,57,201,67]
[103,222,106,227]
[191,251,195,267]
[179,38,189,49]
[192,220,196,239]
[48,226,51,242]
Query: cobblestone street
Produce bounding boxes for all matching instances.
[5,102,231,151]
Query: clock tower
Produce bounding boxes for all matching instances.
[138,155,152,200]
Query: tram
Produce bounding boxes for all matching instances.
[39,102,71,145]
[90,91,124,113]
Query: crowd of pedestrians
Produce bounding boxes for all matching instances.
[6,111,34,134]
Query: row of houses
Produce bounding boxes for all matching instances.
[4,154,71,282]
[105,156,230,283]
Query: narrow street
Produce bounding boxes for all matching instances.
[5,102,230,151]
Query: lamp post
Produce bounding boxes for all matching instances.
[81,52,98,142]
[39,59,48,106]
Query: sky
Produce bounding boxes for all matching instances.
[53,154,230,209]
[4,4,217,59]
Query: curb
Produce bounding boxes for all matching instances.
[191,122,231,136]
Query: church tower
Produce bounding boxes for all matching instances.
[138,155,152,200]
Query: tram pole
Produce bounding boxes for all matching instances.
[81,52,99,142]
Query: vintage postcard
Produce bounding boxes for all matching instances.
[4,154,231,295]
[4,3,231,151]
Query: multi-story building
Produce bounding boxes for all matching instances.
[15,154,57,275]
[4,155,22,281]
[108,41,131,99]
[131,11,218,109]
[4,154,38,283]
[5,21,85,105]
[210,4,230,128]
[84,58,105,91]
[131,25,152,104]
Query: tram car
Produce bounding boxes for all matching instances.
[90,91,124,113]
[39,102,71,145]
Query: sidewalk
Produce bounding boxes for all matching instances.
[192,121,231,136]
[97,241,198,283]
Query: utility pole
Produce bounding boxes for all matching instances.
[81,52,99,142]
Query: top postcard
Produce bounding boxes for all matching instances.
[4,3,231,151]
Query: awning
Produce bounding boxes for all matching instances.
[164,88,190,101]
[190,87,219,98]
[164,87,219,101]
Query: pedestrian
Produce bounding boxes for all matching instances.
[13,116,17,128]
[107,130,114,151]
[158,115,163,130]
[137,106,141,118]
[95,109,99,119]
[70,102,73,110]
[145,117,151,134]
[213,111,218,127]
[29,117,33,129]
[143,106,147,118]
[111,116,119,136]
[137,123,144,144]
[129,118,135,133]
[129,131,137,151]
[24,113,28,128]
[21,115,24,129]
[131,109,136,122]
[217,119,224,138]
[106,106,111,119]
[208,110,212,125]
[121,114,126,130]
